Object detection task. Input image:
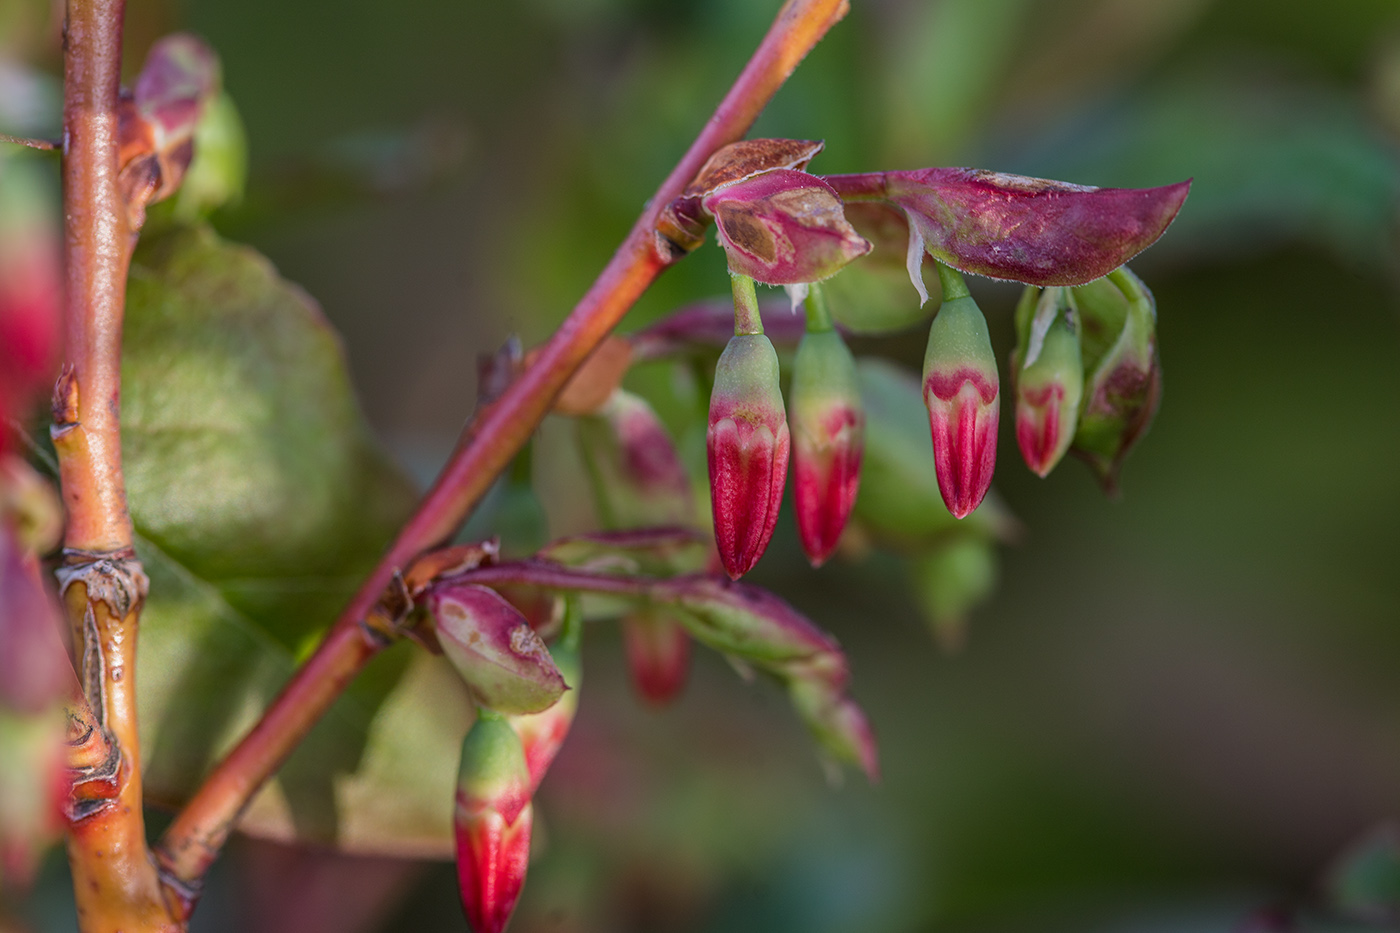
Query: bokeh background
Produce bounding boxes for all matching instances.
[5,0,1400,930]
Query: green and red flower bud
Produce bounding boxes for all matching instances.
[852,358,1019,549]
[786,673,880,783]
[577,389,694,530]
[651,575,844,674]
[621,608,691,706]
[702,169,871,285]
[118,34,221,225]
[1013,287,1084,477]
[0,157,60,455]
[707,275,790,579]
[507,604,581,795]
[1070,268,1161,492]
[823,168,1189,288]
[790,285,864,566]
[427,582,567,715]
[921,265,999,519]
[454,710,533,933]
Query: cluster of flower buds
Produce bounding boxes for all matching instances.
[1007,265,1162,484]
[425,580,584,933]
[817,164,1188,508]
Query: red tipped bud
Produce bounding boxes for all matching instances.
[0,158,61,455]
[621,608,691,706]
[427,583,567,715]
[825,168,1189,288]
[786,675,880,783]
[707,281,790,578]
[1070,268,1161,491]
[508,607,582,796]
[577,390,693,530]
[703,169,871,285]
[1013,287,1084,477]
[790,287,864,565]
[454,711,533,933]
[922,267,999,519]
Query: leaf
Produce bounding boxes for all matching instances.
[123,223,472,856]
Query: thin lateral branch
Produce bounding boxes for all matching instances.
[156,0,850,896]
[57,0,175,928]
[0,132,61,151]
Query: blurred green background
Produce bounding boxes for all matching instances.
[7,0,1400,930]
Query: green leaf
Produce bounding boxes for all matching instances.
[124,223,470,856]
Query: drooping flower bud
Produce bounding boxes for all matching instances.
[0,155,61,456]
[427,582,567,715]
[508,601,582,795]
[707,274,790,579]
[921,264,999,519]
[906,537,998,653]
[790,283,864,565]
[454,710,533,933]
[786,673,880,783]
[577,390,694,530]
[621,608,691,706]
[853,358,1020,549]
[1070,267,1161,492]
[1013,287,1085,477]
[703,169,871,285]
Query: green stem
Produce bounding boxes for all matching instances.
[935,261,970,302]
[803,281,833,333]
[731,272,764,336]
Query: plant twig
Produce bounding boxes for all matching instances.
[55,0,176,928]
[155,0,851,900]
[0,132,61,151]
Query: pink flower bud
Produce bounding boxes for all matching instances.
[0,160,61,455]
[621,608,691,706]
[454,711,533,933]
[427,582,567,715]
[508,612,581,796]
[577,390,693,530]
[921,268,999,519]
[787,676,880,783]
[790,289,864,566]
[1013,288,1084,477]
[703,169,871,285]
[707,331,789,579]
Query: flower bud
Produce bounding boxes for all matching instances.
[0,156,61,455]
[1070,268,1161,492]
[427,582,567,715]
[786,674,880,783]
[906,537,998,653]
[922,266,999,519]
[790,286,864,566]
[508,604,582,796]
[454,711,533,933]
[703,169,871,285]
[707,276,789,579]
[1014,287,1084,477]
[853,358,1020,549]
[577,390,694,530]
[621,608,691,706]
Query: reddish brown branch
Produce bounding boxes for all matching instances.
[155,0,850,897]
[0,132,61,151]
[56,0,175,928]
